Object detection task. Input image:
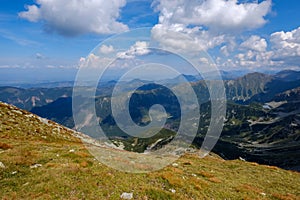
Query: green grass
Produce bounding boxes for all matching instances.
[0,102,300,199]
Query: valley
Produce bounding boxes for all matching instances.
[1,70,300,171]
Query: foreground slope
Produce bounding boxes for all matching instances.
[0,102,300,199]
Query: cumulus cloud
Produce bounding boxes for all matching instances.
[79,42,149,69]
[234,50,275,68]
[151,0,272,52]
[19,0,128,36]
[151,23,226,52]
[117,41,150,59]
[220,38,237,56]
[99,45,115,54]
[220,27,300,70]
[270,27,300,61]
[78,54,115,70]
[19,5,40,22]
[199,57,209,64]
[240,35,268,52]
[154,0,271,32]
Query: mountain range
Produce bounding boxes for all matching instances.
[0,70,300,171]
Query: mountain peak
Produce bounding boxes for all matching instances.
[241,72,271,79]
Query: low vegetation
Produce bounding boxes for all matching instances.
[0,102,300,199]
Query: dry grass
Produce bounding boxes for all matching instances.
[208,177,222,183]
[1,102,300,199]
[272,193,299,200]
[0,142,12,150]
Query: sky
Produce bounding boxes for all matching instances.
[0,0,300,84]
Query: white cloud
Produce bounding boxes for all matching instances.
[199,57,209,64]
[151,0,272,52]
[117,41,150,59]
[234,50,275,68]
[19,0,128,36]
[220,38,236,56]
[151,24,226,52]
[99,45,115,54]
[0,65,14,69]
[35,53,45,59]
[79,54,114,68]
[270,27,300,60]
[216,27,300,71]
[240,35,268,52]
[78,41,150,71]
[19,5,40,22]
[78,54,146,73]
[153,0,271,32]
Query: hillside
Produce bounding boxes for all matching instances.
[273,87,300,102]
[196,101,300,171]
[225,72,272,101]
[0,102,300,199]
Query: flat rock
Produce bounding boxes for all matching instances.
[120,192,133,199]
[30,164,42,169]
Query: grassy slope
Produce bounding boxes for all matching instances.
[0,102,299,200]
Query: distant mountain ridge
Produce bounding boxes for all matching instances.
[273,86,300,102]
[274,70,300,81]
[0,70,300,170]
[225,72,272,101]
[0,86,72,110]
[1,70,299,108]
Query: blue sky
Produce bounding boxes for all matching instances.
[0,0,300,84]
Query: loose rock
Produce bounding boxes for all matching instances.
[0,161,5,168]
[30,164,42,169]
[120,192,133,199]
[169,189,176,193]
[172,163,179,167]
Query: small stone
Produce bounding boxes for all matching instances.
[12,110,22,115]
[30,164,42,169]
[23,182,29,186]
[239,157,246,161]
[120,192,133,199]
[169,189,176,193]
[261,192,266,196]
[0,161,5,168]
[172,163,179,167]
[25,114,34,118]
[69,149,75,153]
[12,171,17,175]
